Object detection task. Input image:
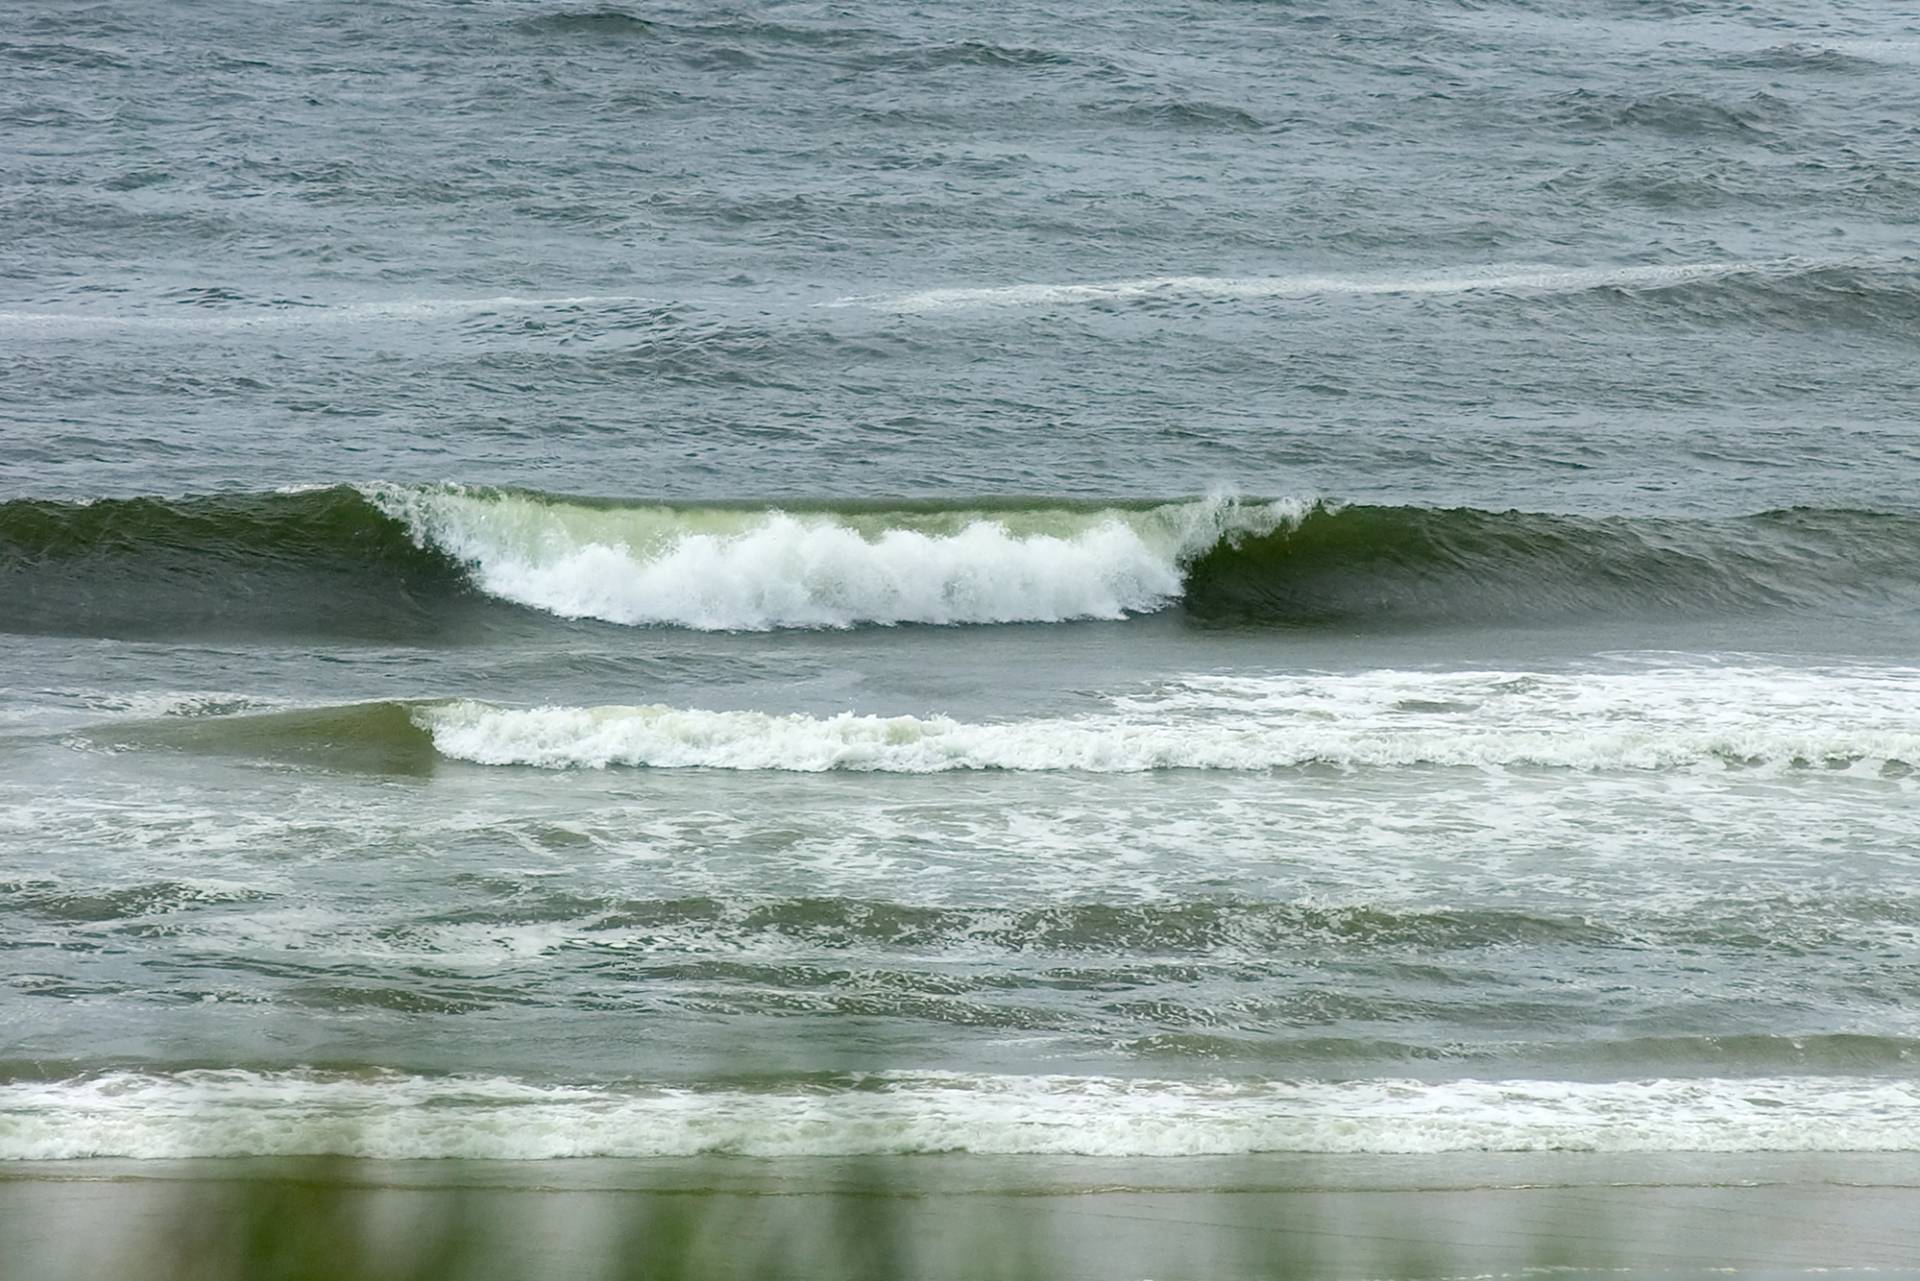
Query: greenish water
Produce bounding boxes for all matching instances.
[2,0,1918,1231]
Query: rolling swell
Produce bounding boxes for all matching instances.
[1183,503,1920,624]
[3,485,1917,639]
[0,487,484,641]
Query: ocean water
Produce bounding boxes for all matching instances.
[2,0,1918,1170]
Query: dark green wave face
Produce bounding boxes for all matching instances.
[1180,503,1920,624]
[4,485,1917,640]
[0,488,481,640]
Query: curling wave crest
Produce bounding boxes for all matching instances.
[5,1070,1918,1159]
[367,485,1305,629]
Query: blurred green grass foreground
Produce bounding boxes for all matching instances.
[4,1151,1920,1281]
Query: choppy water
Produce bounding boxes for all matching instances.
[2,0,1917,1163]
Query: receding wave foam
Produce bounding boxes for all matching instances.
[841,259,1807,312]
[367,484,1303,629]
[414,664,1920,773]
[6,1070,1917,1159]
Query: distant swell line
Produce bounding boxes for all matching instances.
[0,294,661,333]
[837,258,1824,312]
[0,259,1861,329]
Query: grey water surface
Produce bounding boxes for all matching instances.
[2,0,1918,1166]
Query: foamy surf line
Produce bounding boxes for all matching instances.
[415,664,1920,773]
[5,1070,1917,1160]
[840,259,1809,312]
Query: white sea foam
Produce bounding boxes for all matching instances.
[10,750,1912,959]
[418,665,1920,773]
[53,689,289,719]
[843,260,1804,313]
[5,1070,1917,1160]
[366,484,1304,629]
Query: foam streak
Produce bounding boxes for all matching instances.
[843,260,1809,312]
[418,665,1920,773]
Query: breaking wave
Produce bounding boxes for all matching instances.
[3,483,1917,637]
[362,484,1304,628]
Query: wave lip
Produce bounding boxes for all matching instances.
[367,485,1304,630]
[5,1070,1918,1160]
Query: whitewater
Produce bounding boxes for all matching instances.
[6,1069,1918,1160]
[363,484,1308,628]
[410,664,1920,772]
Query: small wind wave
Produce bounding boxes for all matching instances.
[5,1069,1918,1159]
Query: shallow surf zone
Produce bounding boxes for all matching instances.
[4,1068,1919,1160]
